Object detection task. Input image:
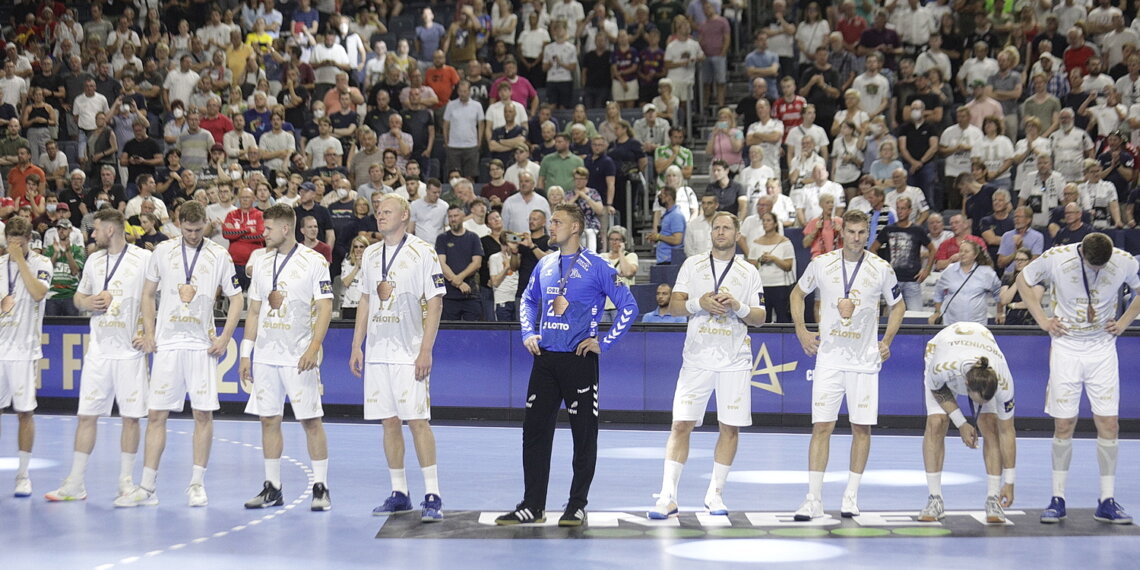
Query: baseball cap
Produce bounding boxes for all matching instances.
[57,219,72,229]
[643,103,656,113]
[300,182,317,192]
[56,203,70,211]
[211,143,225,152]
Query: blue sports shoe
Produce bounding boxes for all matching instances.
[421,493,443,522]
[1040,496,1066,524]
[1094,498,1133,524]
[372,491,414,516]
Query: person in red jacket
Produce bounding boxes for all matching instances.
[222,188,265,290]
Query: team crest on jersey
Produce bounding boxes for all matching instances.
[891,284,901,298]
[613,274,626,287]
[319,280,332,294]
[570,269,581,279]
[232,275,241,289]
[432,273,445,288]
[37,270,50,281]
[1003,399,1014,412]
[758,292,765,305]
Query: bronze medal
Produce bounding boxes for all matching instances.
[1088,304,1096,323]
[838,298,855,319]
[0,295,13,314]
[268,290,285,310]
[553,294,569,316]
[377,280,394,301]
[178,283,197,303]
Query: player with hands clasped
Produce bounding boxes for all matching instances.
[239,205,334,511]
[1016,233,1140,525]
[790,209,906,520]
[917,322,1017,524]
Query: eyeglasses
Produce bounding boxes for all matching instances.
[1015,258,1030,263]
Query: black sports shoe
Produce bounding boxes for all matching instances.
[559,505,587,527]
[244,481,283,509]
[495,503,545,525]
[311,483,331,511]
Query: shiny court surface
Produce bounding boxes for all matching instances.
[1,414,1138,569]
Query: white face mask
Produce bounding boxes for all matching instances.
[313,109,325,119]
[910,110,923,122]
[46,204,57,213]
[449,177,460,187]
[95,200,108,210]
[276,176,287,187]
[173,108,184,119]
[337,188,348,199]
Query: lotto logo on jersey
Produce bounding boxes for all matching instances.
[37,270,50,281]
[432,273,445,288]
[319,280,332,294]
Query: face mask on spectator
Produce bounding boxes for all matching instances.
[910,110,922,122]
[96,200,108,209]
[46,204,57,213]
[337,188,349,199]
[313,109,325,119]
[173,108,185,119]
[276,176,287,187]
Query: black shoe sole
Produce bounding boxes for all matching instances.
[496,517,546,526]
[558,519,584,527]
[244,498,284,509]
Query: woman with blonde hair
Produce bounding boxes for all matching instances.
[831,89,869,137]
[339,235,371,320]
[705,107,744,172]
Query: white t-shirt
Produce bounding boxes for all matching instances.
[785,123,829,160]
[163,70,200,110]
[360,235,446,364]
[885,185,931,223]
[923,321,1014,420]
[205,202,237,246]
[248,244,333,366]
[485,101,528,132]
[740,215,785,259]
[543,41,577,83]
[463,219,490,238]
[971,135,1015,181]
[653,185,699,220]
[78,245,151,359]
[737,165,775,205]
[792,180,846,221]
[410,197,448,244]
[684,215,713,257]
[73,93,110,131]
[673,254,765,371]
[488,251,519,305]
[1021,244,1140,351]
[340,259,363,308]
[0,76,27,108]
[0,253,53,360]
[1080,179,1120,229]
[852,73,890,116]
[664,38,702,97]
[305,136,343,169]
[505,161,541,189]
[796,250,902,373]
[746,118,783,174]
[941,124,984,177]
[1049,127,1095,182]
[518,28,551,59]
[310,43,350,85]
[501,192,551,235]
[145,238,241,351]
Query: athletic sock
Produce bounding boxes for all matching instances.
[661,460,683,500]
[926,472,942,497]
[264,459,281,488]
[120,452,136,482]
[190,465,206,487]
[68,452,90,482]
[422,465,439,496]
[1097,437,1118,501]
[987,475,1001,496]
[389,468,408,495]
[1052,437,1073,498]
[808,471,824,499]
[844,471,862,498]
[17,451,31,478]
[706,462,730,498]
[141,467,158,491]
[311,459,328,485]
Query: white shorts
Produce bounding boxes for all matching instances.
[1046,341,1119,418]
[923,383,1011,421]
[811,367,878,425]
[0,359,37,412]
[612,79,639,102]
[148,349,220,412]
[244,363,324,420]
[77,355,149,418]
[364,362,431,421]
[671,365,752,427]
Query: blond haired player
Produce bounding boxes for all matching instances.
[46,209,152,502]
[917,322,1017,524]
[240,204,334,511]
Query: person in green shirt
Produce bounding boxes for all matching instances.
[538,134,584,192]
[653,127,694,187]
[43,221,86,316]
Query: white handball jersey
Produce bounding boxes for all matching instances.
[797,249,902,373]
[361,234,446,365]
[1020,243,1140,350]
[146,238,242,351]
[249,244,334,366]
[924,322,1014,418]
[0,253,52,360]
[673,254,765,371]
[77,245,151,359]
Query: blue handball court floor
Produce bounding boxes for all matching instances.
[2,414,1139,569]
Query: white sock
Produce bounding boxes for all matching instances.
[120,452,136,482]
[1097,437,1118,500]
[661,460,683,500]
[68,451,90,482]
[190,465,206,487]
[17,451,31,478]
[927,472,942,497]
[311,459,328,485]
[264,459,282,488]
[1052,438,1073,498]
[987,474,1001,496]
[422,465,439,496]
[707,462,730,497]
[808,471,824,499]
[389,468,408,495]
[844,471,862,498]
[141,467,158,491]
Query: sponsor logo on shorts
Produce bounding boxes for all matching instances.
[1003,399,1014,412]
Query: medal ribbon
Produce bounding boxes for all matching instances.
[103,247,128,291]
[708,253,735,293]
[181,239,204,285]
[1076,245,1100,320]
[7,261,15,297]
[557,249,585,296]
[840,251,865,298]
[381,235,408,282]
[271,244,299,291]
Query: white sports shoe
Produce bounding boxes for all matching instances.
[186,484,208,507]
[44,479,87,502]
[119,477,135,498]
[14,476,32,497]
[918,494,945,522]
[114,486,158,508]
[647,494,679,519]
[793,494,824,521]
[841,494,860,517]
[705,493,729,516]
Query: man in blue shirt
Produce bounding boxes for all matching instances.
[648,186,686,264]
[641,283,687,323]
[436,206,485,320]
[496,204,638,528]
[995,206,1044,272]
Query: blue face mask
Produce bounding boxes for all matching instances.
[46,204,57,213]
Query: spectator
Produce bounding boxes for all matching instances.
[898,100,941,208]
[639,28,667,105]
[996,206,1045,271]
[7,145,45,203]
[581,34,614,108]
[934,213,987,270]
[647,186,685,264]
[705,160,746,218]
[299,214,333,263]
[996,247,1035,325]
[121,121,163,189]
[794,164,846,227]
[706,107,745,173]
[1050,108,1095,182]
[830,120,865,196]
[654,127,694,188]
[1055,198,1096,245]
[633,104,670,161]
[940,106,984,201]
[745,30,781,101]
[125,175,170,222]
[872,196,935,311]
[490,57,539,117]
[885,168,931,226]
[502,172,551,235]
[445,5,482,67]
[437,206,485,321]
[977,186,1013,262]
[851,52,890,120]
[222,188,266,290]
[1021,75,1061,138]
[487,82,529,134]
[641,283,687,323]
[788,135,826,189]
[487,230,521,322]
[39,141,70,194]
[539,134,585,192]
[424,50,460,109]
[136,212,169,251]
[337,235,368,320]
[1018,153,1068,227]
[565,168,606,251]
[482,160,517,208]
[930,239,1001,326]
[489,106,528,167]
[293,182,334,245]
[310,32,351,102]
[801,193,843,258]
[514,208,551,301]
[411,178,449,244]
[176,111,214,174]
[442,81,485,181]
[506,147,541,190]
[1080,157,1123,229]
[543,21,578,110]
[926,211,954,253]
[42,222,85,316]
[1097,129,1135,201]
[664,16,702,104]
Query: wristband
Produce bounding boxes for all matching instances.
[735,303,751,318]
[686,298,700,315]
[948,409,967,429]
[1002,467,1015,485]
[240,339,254,359]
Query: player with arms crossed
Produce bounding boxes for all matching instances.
[1017,232,1140,524]
[116,200,244,508]
[790,209,906,520]
[649,212,767,519]
[240,204,334,511]
[0,217,51,497]
[46,210,152,502]
[350,194,448,522]
[496,204,639,527]
[917,322,1017,523]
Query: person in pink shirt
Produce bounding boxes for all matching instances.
[696,1,731,107]
[490,57,539,117]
